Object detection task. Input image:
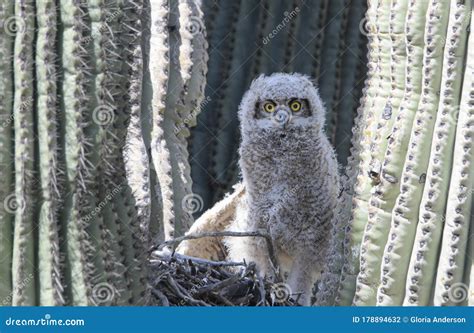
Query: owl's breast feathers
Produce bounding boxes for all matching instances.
[240,125,339,258]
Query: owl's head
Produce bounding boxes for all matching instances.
[239,73,325,131]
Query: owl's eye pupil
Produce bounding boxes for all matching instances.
[290,100,301,112]
[263,102,275,113]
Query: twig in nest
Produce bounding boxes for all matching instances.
[211,292,234,306]
[152,230,280,279]
[166,275,210,306]
[151,252,246,267]
[194,275,240,296]
[149,256,297,306]
[152,288,169,306]
[257,277,266,306]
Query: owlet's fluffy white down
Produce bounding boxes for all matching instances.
[177,73,340,306]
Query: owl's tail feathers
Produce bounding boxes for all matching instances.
[175,183,246,261]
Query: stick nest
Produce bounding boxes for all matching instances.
[149,252,297,306]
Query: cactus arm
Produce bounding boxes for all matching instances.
[36,0,65,306]
[178,0,208,131]
[353,0,408,306]
[375,0,451,306]
[189,0,240,212]
[139,0,165,245]
[467,207,474,306]
[149,0,173,240]
[158,0,191,237]
[318,0,350,137]
[59,0,99,305]
[0,0,14,305]
[255,0,289,75]
[281,0,300,70]
[310,0,329,79]
[210,0,262,199]
[265,0,299,72]
[316,0,369,297]
[357,0,429,306]
[123,0,151,246]
[122,0,151,305]
[431,1,474,305]
[167,0,209,235]
[88,0,147,305]
[333,0,368,165]
[288,0,323,74]
[336,0,386,306]
[11,0,36,306]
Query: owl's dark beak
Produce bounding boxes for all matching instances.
[272,108,291,128]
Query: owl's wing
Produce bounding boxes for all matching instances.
[176,183,246,261]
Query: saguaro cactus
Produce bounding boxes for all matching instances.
[12,0,36,306]
[327,0,474,307]
[0,0,208,306]
[36,0,63,306]
[0,0,15,306]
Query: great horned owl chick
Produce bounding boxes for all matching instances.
[225,73,340,305]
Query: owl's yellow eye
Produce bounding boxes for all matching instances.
[289,100,302,112]
[263,101,276,113]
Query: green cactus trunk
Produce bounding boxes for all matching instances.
[59,0,96,305]
[36,0,64,306]
[336,0,386,305]
[338,0,474,306]
[11,0,37,306]
[0,0,208,306]
[0,0,15,306]
[377,0,450,306]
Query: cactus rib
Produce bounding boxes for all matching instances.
[36,0,65,306]
[377,0,450,306]
[11,0,36,306]
[0,0,15,306]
